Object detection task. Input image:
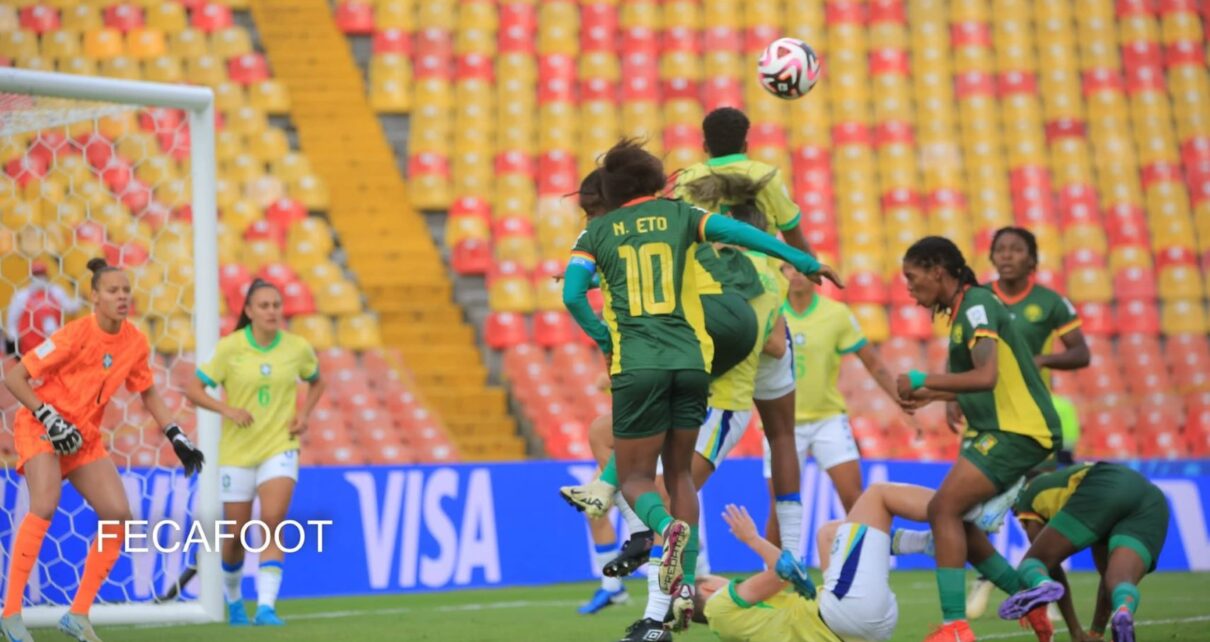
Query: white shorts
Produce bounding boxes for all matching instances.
[656,407,753,475]
[753,325,795,400]
[819,524,898,642]
[220,450,300,503]
[762,414,860,478]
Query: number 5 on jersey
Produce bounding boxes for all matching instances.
[618,243,675,315]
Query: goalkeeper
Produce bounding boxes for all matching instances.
[1,258,205,642]
[184,279,326,627]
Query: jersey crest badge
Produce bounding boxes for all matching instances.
[951,323,964,344]
[793,333,806,345]
[1024,304,1043,322]
[974,433,998,455]
[260,363,272,376]
[102,353,113,369]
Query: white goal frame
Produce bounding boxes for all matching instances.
[0,68,222,625]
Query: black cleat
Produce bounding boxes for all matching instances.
[603,530,655,578]
[618,618,672,642]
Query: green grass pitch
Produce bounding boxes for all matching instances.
[69,571,1210,641]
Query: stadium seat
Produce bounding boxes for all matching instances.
[336,314,382,350]
[485,312,529,349]
[191,3,234,32]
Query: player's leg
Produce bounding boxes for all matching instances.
[814,416,863,512]
[252,471,297,626]
[1,452,62,641]
[925,457,998,639]
[579,514,629,614]
[1100,482,1170,642]
[761,419,810,549]
[754,329,801,555]
[662,369,711,630]
[219,466,256,625]
[560,414,617,517]
[60,455,132,641]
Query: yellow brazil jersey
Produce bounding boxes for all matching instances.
[705,581,842,642]
[709,251,783,410]
[197,327,320,467]
[675,153,802,300]
[785,295,868,423]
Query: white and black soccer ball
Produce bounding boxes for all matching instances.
[757,37,821,100]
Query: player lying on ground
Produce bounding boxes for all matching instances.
[997,463,1171,642]
[897,237,1063,642]
[1,259,205,642]
[696,483,1053,642]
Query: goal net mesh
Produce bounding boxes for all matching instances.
[0,91,206,611]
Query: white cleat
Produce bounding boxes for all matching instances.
[966,578,996,620]
[558,479,616,518]
[965,476,1026,533]
[0,615,34,642]
[57,613,102,642]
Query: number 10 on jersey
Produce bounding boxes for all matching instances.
[618,243,675,316]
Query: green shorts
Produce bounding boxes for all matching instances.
[611,369,710,439]
[1049,463,1170,571]
[702,293,758,378]
[960,429,1054,492]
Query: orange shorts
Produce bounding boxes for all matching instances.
[14,412,109,478]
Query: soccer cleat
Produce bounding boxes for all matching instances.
[964,477,1026,533]
[774,550,817,599]
[1019,605,1054,642]
[603,530,654,578]
[0,615,34,642]
[618,617,671,642]
[1111,606,1135,642]
[253,605,284,626]
[923,620,977,642]
[577,586,629,615]
[998,581,1065,620]
[966,578,995,619]
[57,613,102,642]
[227,600,250,626]
[559,479,615,519]
[667,582,696,632]
[657,520,691,594]
[891,528,935,557]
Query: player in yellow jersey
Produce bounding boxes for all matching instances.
[674,107,814,556]
[184,280,326,626]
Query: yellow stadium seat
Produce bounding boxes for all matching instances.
[579,51,619,81]
[413,78,452,109]
[240,239,281,272]
[664,0,701,28]
[620,0,660,28]
[58,56,98,76]
[488,276,535,313]
[1109,245,1153,272]
[1162,11,1203,44]
[61,5,102,30]
[455,28,495,56]
[1161,299,1207,335]
[660,51,702,81]
[215,129,243,163]
[16,55,54,72]
[317,280,362,316]
[301,261,342,289]
[244,175,285,208]
[375,1,414,30]
[156,179,191,209]
[459,1,497,31]
[210,26,251,59]
[221,198,260,233]
[153,316,195,353]
[213,81,246,112]
[126,28,166,60]
[285,240,329,272]
[185,54,226,86]
[337,314,383,350]
[100,56,141,80]
[1066,266,1113,303]
[82,28,124,60]
[250,128,289,162]
[224,153,262,183]
[495,236,538,270]
[290,315,334,351]
[143,281,189,317]
[170,28,208,58]
[850,304,890,344]
[226,106,267,137]
[143,56,183,83]
[146,2,187,32]
[0,31,37,60]
[291,174,330,211]
[0,6,18,32]
[135,156,178,186]
[446,215,489,247]
[271,152,312,183]
[537,21,577,54]
[1159,265,1204,301]
[42,31,81,60]
[248,80,290,115]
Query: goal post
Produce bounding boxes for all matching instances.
[0,69,222,625]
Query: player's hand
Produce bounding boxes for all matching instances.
[595,372,611,392]
[721,504,759,544]
[164,424,205,476]
[289,411,310,436]
[945,401,965,434]
[224,406,254,427]
[895,374,915,399]
[36,403,83,455]
[812,264,844,289]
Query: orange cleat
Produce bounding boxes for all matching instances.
[923,620,977,642]
[1020,606,1055,642]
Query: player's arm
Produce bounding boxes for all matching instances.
[899,337,998,399]
[3,362,45,413]
[702,215,843,288]
[562,256,612,355]
[291,375,326,436]
[721,504,794,605]
[1037,327,1090,371]
[762,315,787,358]
[142,385,205,476]
[183,371,254,427]
[1088,568,1112,639]
[1021,519,1086,638]
[854,343,901,404]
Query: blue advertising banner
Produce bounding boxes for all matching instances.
[1,459,1207,603]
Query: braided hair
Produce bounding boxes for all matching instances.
[903,236,979,316]
[990,226,1039,271]
[599,138,666,211]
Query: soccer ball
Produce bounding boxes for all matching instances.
[757,37,821,100]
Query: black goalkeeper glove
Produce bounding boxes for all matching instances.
[164,424,205,476]
[35,403,83,455]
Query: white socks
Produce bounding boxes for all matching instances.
[643,546,671,621]
[221,561,242,603]
[891,528,933,555]
[775,496,803,557]
[592,544,624,592]
[615,491,647,536]
[256,561,283,608]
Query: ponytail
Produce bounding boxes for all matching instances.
[903,236,979,316]
[235,279,280,331]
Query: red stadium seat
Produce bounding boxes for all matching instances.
[103,4,144,32]
[485,312,529,349]
[533,311,575,347]
[1113,266,1156,301]
[845,272,888,304]
[451,239,492,275]
[1117,299,1160,334]
[228,53,270,85]
[281,281,315,317]
[191,3,233,32]
[334,1,374,35]
[1076,302,1117,335]
[890,305,934,340]
[18,5,60,33]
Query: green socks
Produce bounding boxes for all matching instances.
[936,567,967,622]
[1112,582,1140,614]
[599,454,618,487]
[635,492,673,534]
[1017,557,1052,589]
[682,525,700,586]
[974,553,1024,594]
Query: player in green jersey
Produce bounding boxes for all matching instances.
[896,237,1061,642]
[999,463,1170,642]
[563,140,841,631]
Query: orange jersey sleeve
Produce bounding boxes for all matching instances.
[21,320,85,380]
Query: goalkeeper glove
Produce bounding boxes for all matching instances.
[164,424,205,476]
[35,403,83,455]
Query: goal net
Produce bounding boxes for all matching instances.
[0,69,222,626]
